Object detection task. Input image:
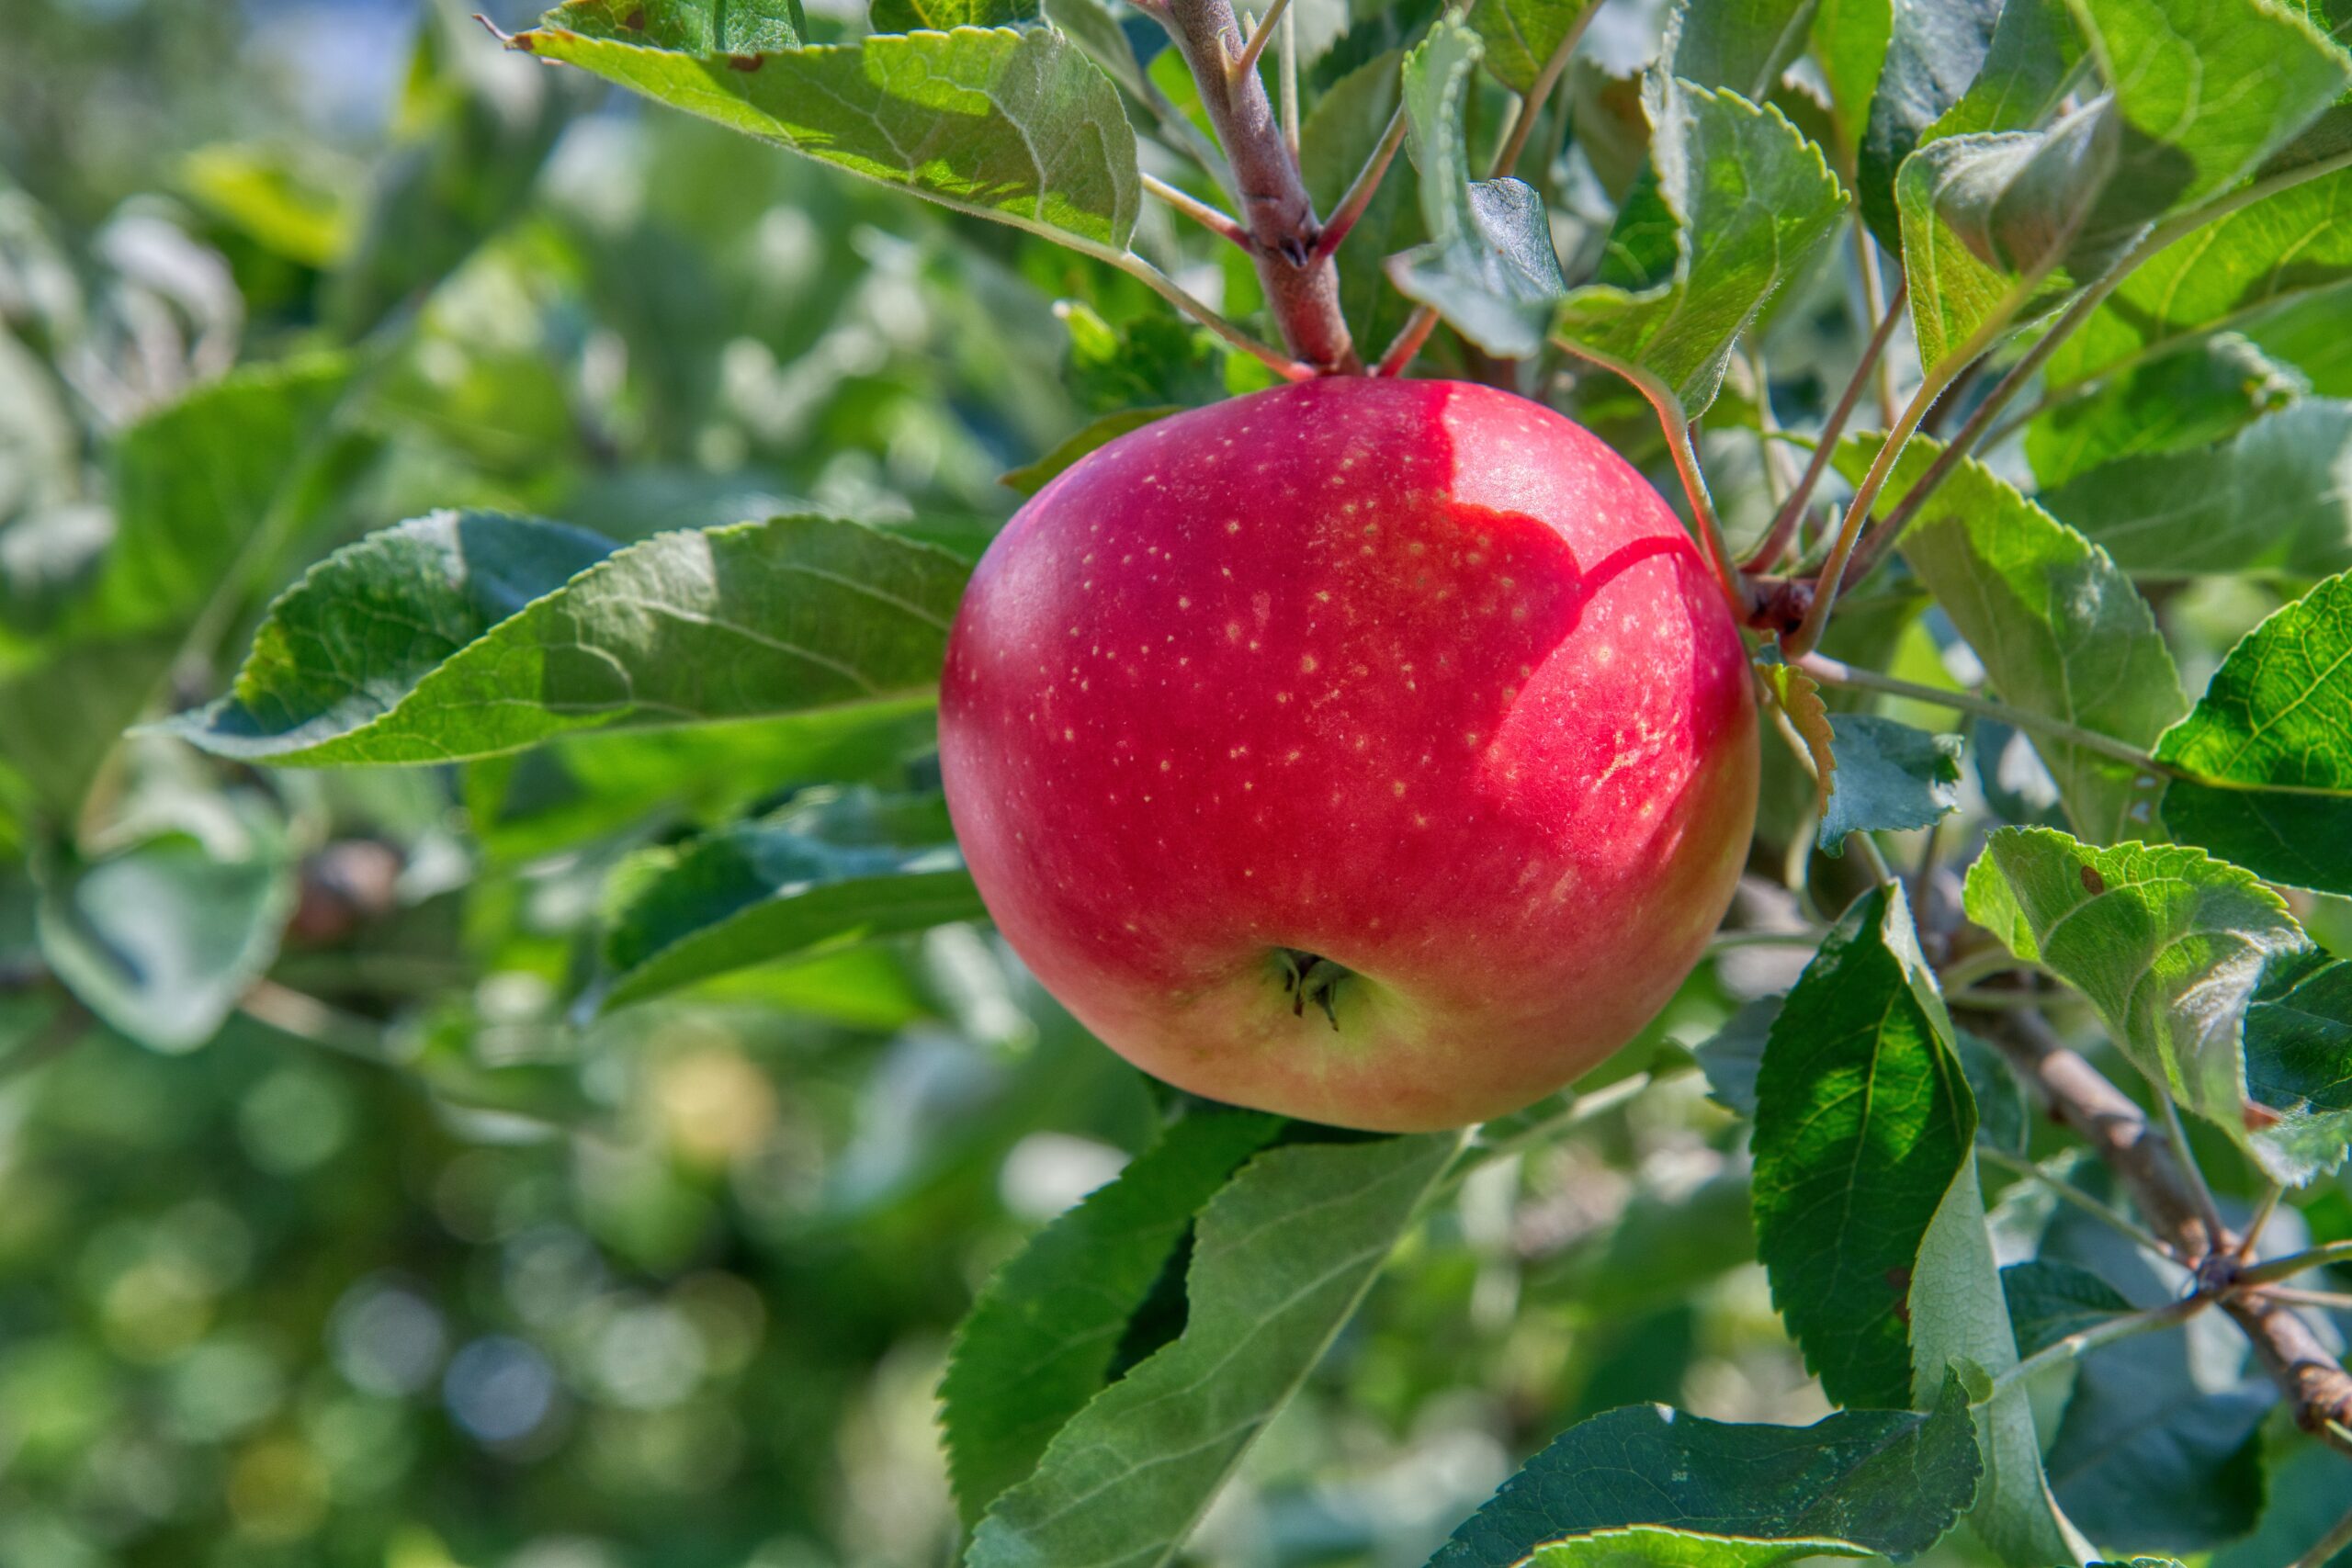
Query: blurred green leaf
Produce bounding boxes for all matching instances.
[2026,334,2303,490]
[1426,1375,1982,1566]
[940,1107,1281,1525]
[999,406,1177,497]
[597,790,980,1010]
[165,511,967,766]
[1516,1530,1870,1567]
[1962,825,2352,1184]
[33,808,295,1052]
[510,17,1140,254]
[1553,83,1847,418]
[1465,0,1596,95]
[2043,401,2352,577]
[871,0,1035,31]
[1816,715,1962,854]
[967,1132,1458,1568]
[1661,0,1822,102]
[1845,435,2185,843]
[1921,0,2084,143]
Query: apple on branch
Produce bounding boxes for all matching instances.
[941,378,1757,1130]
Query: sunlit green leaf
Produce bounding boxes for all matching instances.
[967,1133,1458,1568]
[871,0,1035,32]
[941,1107,1281,1525]
[1855,0,2000,247]
[1465,0,1596,95]
[1515,1530,1868,1568]
[164,511,967,766]
[547,0,806,50]
[510,17,1140,253]
[1426,1374,1982,1566]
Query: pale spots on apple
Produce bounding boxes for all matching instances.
[943,378,1758,1132]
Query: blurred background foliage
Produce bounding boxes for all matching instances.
[0,1,2342,1565]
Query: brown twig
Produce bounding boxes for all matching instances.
[1983,1008,2352,1455]
[1314,106,1408,262]
[1155,0,1359,373]
[1743,280,1908,576]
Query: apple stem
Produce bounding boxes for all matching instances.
[1153,0,1362,374]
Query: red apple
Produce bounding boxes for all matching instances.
[939,378,1756,1130]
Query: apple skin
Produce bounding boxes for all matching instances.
[939,378,1757,1130]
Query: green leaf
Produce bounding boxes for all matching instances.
[1816,715,1963,854]
[1962,825,2352,1184]
[2067,0,2352,245]
[1517,1530,1870,1568]
[1893,103,2118,371]
[546,0,805,50]
[1751,883,1972,1409]
[2043,164,2352,396]
[1301,51,1424,353]
[871,0,1035,32]
[1693,995,1781,1117]
[510,17,1139,254]
[1426,1375,1983,1566]
[1811,0,1893,157]
[33,807,296,1054]
[1999,1258,2134,1359]
[1845,434,2187,843]
[1957,1030,2031,1156]
[1855,0,2001,247]
[0,355,353,812]
[2212,1438,2352,1568]
[2025,334,2304,490]
[2041,400,2352,576]
[1909,1138,2091,1566]
[1662,0,1823,102]
[1552,83,1848,418]
[1465,0,1596,95]
[1923,0,2086,142]
[967,1132,1457,1568]
[940,1108,1282,1526]
[165,511,967,766]
[1387,20,1568,359]
[2045,1340,2270,1553]
[999,406,1178,497]
[597,789,981,1010]
[2155,569,2352,893]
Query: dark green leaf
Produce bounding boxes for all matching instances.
[2025,334,2303,490]
[598,790,981,1010]
[940,1108,1282,1525]
[2046,1366,2270,1553]
[1388,20,1568,359]
[510,17,1140,254]
[999,406,1178,497]
[1553,83,1847,417]
[1956,1030,2030,1156]
[1998,1258,2133,1358]
[1694,994,1781,1117]
[1855,0,2000,248]
[1662,0,1822,102]
[1465,0,1596,96]
[967,1133,1458,1568]
[1815,714,1963,854]
[165,511,967,766]
[2042,400,2352,576]
[1752,883,1972,1409]
[1425,1374,1982,1566]
[1845,435,2185,843]
[2212,1438,2352,1568]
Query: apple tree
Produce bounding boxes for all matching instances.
[13,0,2352,1561]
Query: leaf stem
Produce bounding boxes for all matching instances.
[2290,1501,2352,1568]
[1141,172,1255,250]
[1226,0,1293,83]
[2233,1238,2352,1291]
[1853,227,1897,428]
[1981,1294,2209,1404]
[1744,279,1907,575]
[2236,1183,2285,1262]
[1106,251,1317,380]
[1314,105,1408,261]
[1794,652,2167,773]
[2151,1086,2229,1254]
[1376,305,1441,377]
[1977,1145,2179,1260]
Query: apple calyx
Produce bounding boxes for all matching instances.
[1274,948,1350,1030]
